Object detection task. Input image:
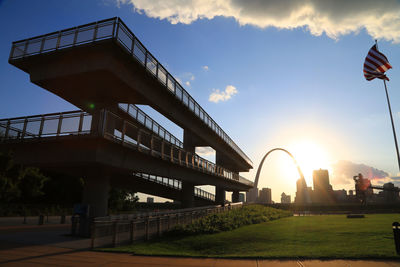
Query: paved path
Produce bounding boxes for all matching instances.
[0,223,399,266]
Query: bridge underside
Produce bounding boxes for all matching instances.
[0,135,248,216]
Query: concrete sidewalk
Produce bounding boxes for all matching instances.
[0,224,399,266]
[1,245,399,267]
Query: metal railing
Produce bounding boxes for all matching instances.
[0,110,91,140]
[0,110,253,187]
[9,17,252,167]
[90,203,243,248]
[103,110,240,182]
[134,172,215,201]
[118,103,183,148]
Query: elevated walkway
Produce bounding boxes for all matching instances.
[0,110,253,191]
[8,17,252,172]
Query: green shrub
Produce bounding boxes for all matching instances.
[167,205,292,236]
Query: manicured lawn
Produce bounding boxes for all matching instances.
[102,214,400,259]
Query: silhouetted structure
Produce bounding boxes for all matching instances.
[295,177,311,204]
[311,169,335,204]
[281,192,291,203]
[259,188,272,204]
[246,188,258,203]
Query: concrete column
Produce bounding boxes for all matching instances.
[232,190,240,203]
[181,181,195,208]
[90,109,105,136]
[215,187,225,205]
[183,130,207,153]
[82,175,110,218]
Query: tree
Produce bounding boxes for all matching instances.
[108,187,139,211]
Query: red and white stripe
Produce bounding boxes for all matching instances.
[363,44,392,81]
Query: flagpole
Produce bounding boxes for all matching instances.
[383,79,400,171]
[376,40,400,172]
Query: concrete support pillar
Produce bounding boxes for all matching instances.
[215,187,225,205]
[82,175,110,218]
[183,130,207,153]
[90,109,105,136]
[181,181,195,208]
[232,190,240,203]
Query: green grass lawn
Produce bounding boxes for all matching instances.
[102,214,400,259]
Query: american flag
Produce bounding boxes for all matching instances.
[363,44,392,81]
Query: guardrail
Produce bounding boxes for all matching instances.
[118,103,183,148]
[103,110,240,182]
[134,172,215,201]
[90,203,243,248]
[0,110,91,139]
[9,17,252,167]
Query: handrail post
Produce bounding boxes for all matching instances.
[4,120,10,139]
[93,22,98,41]
[121,121,126,143]
[56,114,63,136]
[55,31,61,50]
[90,221,96,249]
[115,19,120,40]
[78,113,84,133]
[157,217,161,237]
[21,118,28,139]
[38,116,44,137]
[73,27,78,46]
[150,135,154,155]
[39,37,45,53]
[145,217,150,241]
[130,221,135,244]
[137,130,142,151]
[112,221,118,247]
[161,141,165,160]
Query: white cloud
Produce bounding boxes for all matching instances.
[185,81,191,86]
[196,146,215,156]
[331,160,389,186]
[209,85,238,103]
[202,65,209,71]
[117,0,400,42]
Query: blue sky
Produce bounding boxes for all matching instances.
[1,0,400,202]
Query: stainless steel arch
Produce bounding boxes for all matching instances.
[254,148,304,188]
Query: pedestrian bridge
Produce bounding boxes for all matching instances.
[5,17,253,217]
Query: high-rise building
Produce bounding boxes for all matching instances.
[259,188,272,204]
[295,177,311,204]
[246,187,258,203]
[312,169,335,203]
[281,192,291,203]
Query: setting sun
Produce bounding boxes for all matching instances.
[283,141,332,185]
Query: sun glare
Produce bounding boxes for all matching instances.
[283,141,331,185]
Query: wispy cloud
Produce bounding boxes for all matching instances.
[209,85,237,103]
[117,0,400,43]
[202,65,209,71]
[176,72,195,87]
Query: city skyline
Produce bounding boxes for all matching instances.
[1,1,400,202]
